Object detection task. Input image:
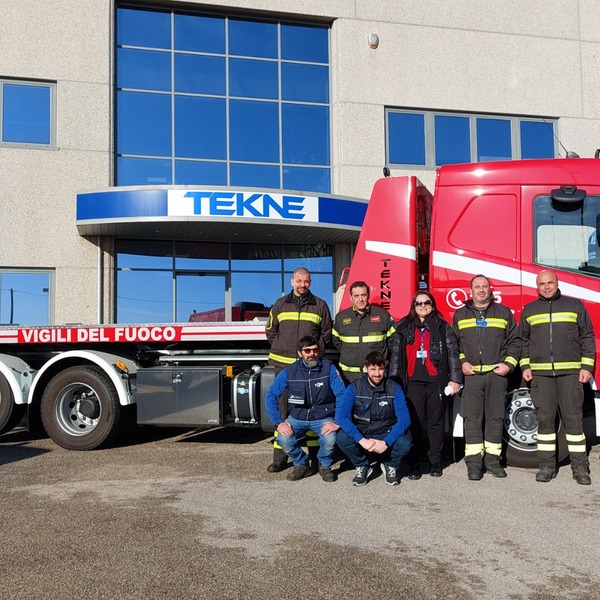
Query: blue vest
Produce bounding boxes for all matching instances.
[286,359,336,421]
[352,376,398,436]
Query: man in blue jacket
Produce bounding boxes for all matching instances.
[265,336,346,482]
[336,351,411,486]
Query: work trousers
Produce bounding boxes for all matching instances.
[462,371,506,468]
[530,373,588,469]
[406,380,445,465]
[336,429,412,470]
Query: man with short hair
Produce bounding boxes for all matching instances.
[520,269,595,485]
[265,336,345,482]
[332,281,395,384]
[335,351,411,486]
[452,274,520,481]
[265,267,333,472]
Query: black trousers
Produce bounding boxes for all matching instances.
[406,380,445,464]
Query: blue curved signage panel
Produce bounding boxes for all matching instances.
[76,187,367,228]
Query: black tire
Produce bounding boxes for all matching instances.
[0,375,26,435]
[40,365,123,450]
[503,387,569,468]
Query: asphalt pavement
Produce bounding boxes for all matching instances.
[1,426,600,600]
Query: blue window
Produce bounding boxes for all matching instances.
[116,7,331,192]
[435,115,470,165]
[1,81,54,146]
[387,109,557,167]
[0,270,53,326]
[521,121,555,159]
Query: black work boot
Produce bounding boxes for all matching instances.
[267,448,289,473]
[485,461,507,478]
[535,466,557,483]
[572,466,591,485]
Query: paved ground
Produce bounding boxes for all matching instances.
[1,425,600,600]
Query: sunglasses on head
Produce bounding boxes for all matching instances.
[414,300,432,307]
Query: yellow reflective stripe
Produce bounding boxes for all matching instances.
[568,444,586,453]
[537,443,555,451]
[484,442,502,456]
[459,353,466,360]
[526,312,578,325]
[277,311,323,325]
[331,329,341,340]
[504,356,518,367]
[520,358,531,368]
[273,429,282,449]
[362,333,387,343]
[339,363,363,373]
[582,357,595,367]
[385,325,396,338]
[457,319,476,330]
[465,443,484,457]
[337,335,360,343]
[472,364,497,373]
[336,332,391,344]
[530,361,582,370]
[485,318,508,329]
[268,352,297,365]
[566,433,586,443]
[537,432,556,441]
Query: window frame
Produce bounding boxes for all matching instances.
[0,79,57,149]
[385,108,557,169]
[0,268,55,325]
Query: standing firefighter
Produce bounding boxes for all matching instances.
[264,267,333,473]
[520,269,595,485]
[452,275,520,481]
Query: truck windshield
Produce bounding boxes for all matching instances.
[534,194,600,276]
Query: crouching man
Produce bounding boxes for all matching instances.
[336,351,411,486]
[265,336,346,482]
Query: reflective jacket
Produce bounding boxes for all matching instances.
[452,300,520,373]
[265,290,332,368]
[335,375,410,447]
[265,358,346,424]
[519,290,595,376]
[332,304,395,374]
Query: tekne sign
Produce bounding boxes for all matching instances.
[167,190,319,222]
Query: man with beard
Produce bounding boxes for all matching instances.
[264,336,345,482]
[452,275,520,481]
[335,351,411,486]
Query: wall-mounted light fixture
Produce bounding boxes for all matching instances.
[368,33,379,49]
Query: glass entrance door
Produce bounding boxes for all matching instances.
[176,273,228,322]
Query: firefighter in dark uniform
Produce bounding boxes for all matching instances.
[264,267,333,473]
[452,274,520,481]
[332,281,395,384]
[520,269,594,485]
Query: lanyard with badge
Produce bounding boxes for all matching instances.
[416,327,427,364]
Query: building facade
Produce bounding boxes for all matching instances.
[2,1,600,325]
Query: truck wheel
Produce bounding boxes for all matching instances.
[41,366,122,450]
[503,387,568,468]
[0,375,26,435]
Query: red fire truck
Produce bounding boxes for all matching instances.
[0,157,599,467]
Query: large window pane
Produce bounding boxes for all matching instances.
[117,8,171,49]
[117,270,173,324]
[282,63,328,103]
[281,24,328,63]
[177,274,226,322]
[231,243,282,270]
[232,272,282,308]
[117,49,171,91]
[117,157,172,185]
[175,160,227,185]
[230,163,280,188]
[283,166,330,193]
[230,100,279,162]
[117,241,173,269]
[175,242,229,270]
[387,112,425,166]
[521,121,555,159]
[175,96,226,159]
[229,58,278,99]
[174,13,225,53]
[117,91,171,156]
[477,118,511,162]
[229,19,277,58]
[283,104,329,165]
[174,54,225,95]
[0,272,50,326]
[3,84,51,144]
[435,115,470,165]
